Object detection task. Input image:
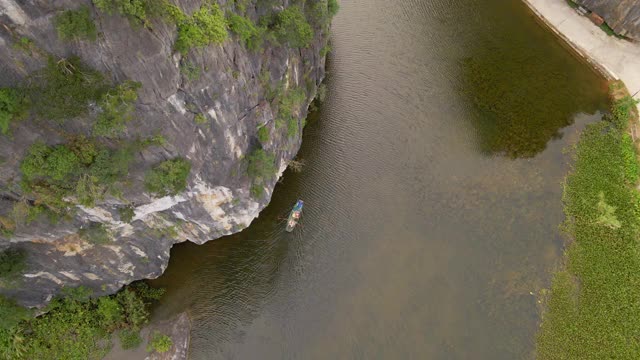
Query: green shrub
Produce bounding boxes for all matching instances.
[54,7,97,41]
[257,125,270,144]
[93,80,141,138]
[21,143,77,183]
[233,0,250,14]
[227,14,263,50]
[130,282,165,301]
[287,116,299,138]
[0,296,31,331]
[0,284,163,359]
[0,248,26,279]
[147,331,172,353]
[79,223,111,244]
[274,6,313,48]
[610,96,638,130]
[308,0,338,27]
[116,288,148,329]
[328,0,340,18]
[316,83,327,102]
[247,148,276,182]
[180,60,201,81]
[320,43,331,57]
[119,205,135,223]
[96,296,124,330]
[194,113,207,125]
[20,139,135,213]
[13,37,35,53]
[0,88,28,135]
[76,174,104,206]
[27,57,108,121]
[174,2,228,54]
[250,183,264,198]
[144,158,191,197]
[119,328,142,349]
[0,216,15,237]
[276,88,306,137]
[92,0,168,27]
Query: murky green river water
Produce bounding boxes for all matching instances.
[149,0,608,358]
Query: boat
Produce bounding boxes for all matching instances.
[286,200,304,232]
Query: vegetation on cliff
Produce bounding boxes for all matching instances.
[144,158,192,197]
[0,283,164,359]
[0,0,336,342]
[0,88,28,135]
[54,6,98,42]
[247,148,277,198]
[537,82,640,359]
[20,137,136,212]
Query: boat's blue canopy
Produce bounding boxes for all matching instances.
[293,200,304,211]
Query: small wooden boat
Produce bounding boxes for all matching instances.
[286,200,304,232]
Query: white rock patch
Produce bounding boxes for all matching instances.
[130,245,147,258]
[168,94,186,114]
[24,272,63,285]
[0,0,28,25]
[83,273,101,281]
[59,271,80,281]
[78,206,116,223]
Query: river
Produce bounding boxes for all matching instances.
[148,0,608,358]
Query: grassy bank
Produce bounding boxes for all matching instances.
[537,81,640,359]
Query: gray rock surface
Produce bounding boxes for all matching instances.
[576,0,640,40]
[0,0,328,306]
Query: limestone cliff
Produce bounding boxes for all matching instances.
[0,0,330,306]
[575,0,640,40]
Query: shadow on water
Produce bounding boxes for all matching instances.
[459,1,608,158]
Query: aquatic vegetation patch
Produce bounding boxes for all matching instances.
[460,13,606,158]
[536,89,640,358]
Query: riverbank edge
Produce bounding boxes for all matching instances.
[522,0,615,80]
[523,0,640,358]
[521,0,640,114]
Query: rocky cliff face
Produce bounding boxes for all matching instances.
[0,0,329,306]
[576,0,640,40]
